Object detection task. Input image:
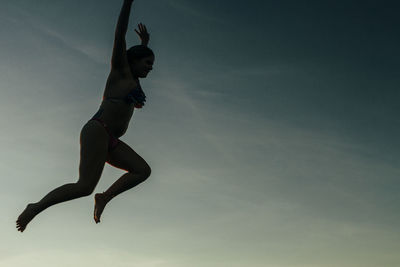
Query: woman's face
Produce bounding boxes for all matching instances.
[130,55,155,78]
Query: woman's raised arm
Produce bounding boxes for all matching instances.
[111,0,134,70]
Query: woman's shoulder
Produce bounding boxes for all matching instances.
[108,67,131,82]
[104,69,138,96]
[106,69,138,88]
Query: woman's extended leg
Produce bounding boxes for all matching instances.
[93,140,151,223]
[16,120,109,232]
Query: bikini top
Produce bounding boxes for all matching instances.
[103,84,146,108]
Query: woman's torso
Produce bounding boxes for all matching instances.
[91,70,140,138]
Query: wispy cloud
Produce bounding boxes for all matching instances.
[8,6,108,65]
[150,76,236,164]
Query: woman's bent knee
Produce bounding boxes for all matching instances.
[141,165,151,179]
[76,182,95,196]
[141,166,151,181]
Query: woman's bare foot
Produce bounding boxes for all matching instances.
[94,193,112,224]
[16,203,40,232]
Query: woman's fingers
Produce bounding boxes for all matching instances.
[142,24,148,34]
[138,23,148,34]
[134,23,149,44]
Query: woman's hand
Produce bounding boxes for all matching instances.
[134,23,150,46]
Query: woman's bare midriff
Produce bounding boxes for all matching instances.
[95,99,135,138]
[91,69,139,138]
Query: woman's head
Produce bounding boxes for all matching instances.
[127,45,155,78]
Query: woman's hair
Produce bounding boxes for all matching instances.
[127,45,154,63]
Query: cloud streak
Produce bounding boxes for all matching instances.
[8,6,108,66]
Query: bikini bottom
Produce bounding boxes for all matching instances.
[89,118,120,152]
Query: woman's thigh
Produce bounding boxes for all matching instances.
[106,139,151,176]
[78,120,109,189]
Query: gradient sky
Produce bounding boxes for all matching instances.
[1,0,400,266]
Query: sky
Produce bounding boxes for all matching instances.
[1,0,399,266]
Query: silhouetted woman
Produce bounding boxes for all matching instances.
[17,0,154,232]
